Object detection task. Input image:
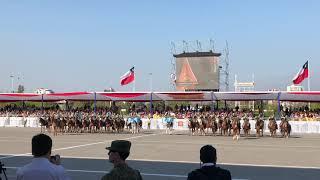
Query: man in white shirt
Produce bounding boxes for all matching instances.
[16,133,70,180]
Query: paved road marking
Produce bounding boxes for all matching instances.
[129,140,320,149]
[0,133,156,160]
[4,166,247,179]
[1,154,319,170]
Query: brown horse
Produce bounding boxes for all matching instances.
[221,118,230,136]
[217,117,223,135]
[198,116,207,136]
[82,120,90,133]
[39,117,50,133]
[50,116,59,136]
[188,117,199,136]
[242,117,251,137]
[105,117,113,132]
[59,118,67,134]
[75,119,83,133]
[113,117,125,133]
[207,115,218,135]
[89,117,97,133]
[231,118,241,140]
[268,117,278,138]
[66,118,76,133]
[280,119,291,138]
[255,118,264,137]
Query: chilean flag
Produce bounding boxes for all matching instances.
[120,67,135,86]
[292,61,309,85]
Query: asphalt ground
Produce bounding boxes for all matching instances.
[0,127,319,180]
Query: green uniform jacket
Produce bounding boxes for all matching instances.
[101,164,143,180]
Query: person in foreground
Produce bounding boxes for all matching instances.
[16,133,69,180]
[101,140,142,180]
[187,145,231,180]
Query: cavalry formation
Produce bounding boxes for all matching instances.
[37,110,292,139]
[185,113,292,139]
[38,111,145,136]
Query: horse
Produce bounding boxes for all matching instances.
[242,117,251,137]
[163,117,174,135]
[97,119,107,133]
[207,115,218,136]
[280,119,291,138]
[268,117,278,138]
[82,119,90,133]
[105,116,113,132]
[50,116,59,136]
[255,118,264,137]
[217,116,223,135]
[221,117,230,136]
[89,116,97,133]
[127,117,136,134]
[59,117,67,134]
[39,117,50,133]
[188,117,199,136]
[198,116,207,136]
[113,116,125,133]
[75,119,83,133]
[231,118,241,140]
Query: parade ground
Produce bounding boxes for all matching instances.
[0,128,319,180]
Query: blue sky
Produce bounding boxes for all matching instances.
[0,0,319,92]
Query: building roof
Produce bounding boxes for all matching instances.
[173,51,221,58]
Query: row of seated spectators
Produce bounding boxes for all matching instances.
[1,104,320,121]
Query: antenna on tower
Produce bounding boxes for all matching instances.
[170,42,177,90]
[220,41,230,91]
[209,38,215,52]
[196,40,202,51]
[182,40,189,52]
[225,41,230,91]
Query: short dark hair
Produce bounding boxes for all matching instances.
[118,152,130,161]
[32,133,52,157]
[200,145,217,163]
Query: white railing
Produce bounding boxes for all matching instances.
[1,116,319,134]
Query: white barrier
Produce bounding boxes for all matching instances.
[1,116,320,133]
[0,117,40,127]
[140,118,320,134]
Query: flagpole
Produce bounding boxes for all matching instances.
[308,60,311,109]
[133,71,136,92]
[133,79,135,92]
[308,60,310,92]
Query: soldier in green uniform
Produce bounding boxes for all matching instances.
[101,140,143,180]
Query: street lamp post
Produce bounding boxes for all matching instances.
[10,75,14,93]
[149,73,153,91]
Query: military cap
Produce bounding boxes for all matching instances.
[106,140,131,153]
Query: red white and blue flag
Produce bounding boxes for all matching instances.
[292,61,309,85]
[120,67,135,86]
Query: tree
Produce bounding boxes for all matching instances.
[17,85,24,93]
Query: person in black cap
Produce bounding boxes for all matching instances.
[187,145,231,180]
[101,140,142,180]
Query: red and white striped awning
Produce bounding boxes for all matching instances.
[279,91,320,102]
[214,92,279,101]
[0,91,320,102]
